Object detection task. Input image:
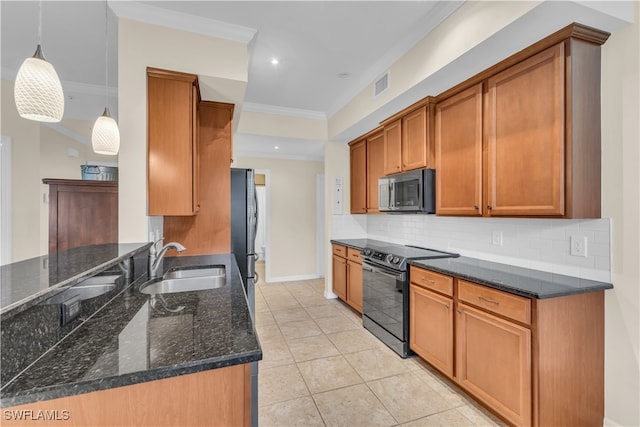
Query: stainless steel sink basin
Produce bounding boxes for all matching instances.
[163,266,225,280]
[140,266,226,295]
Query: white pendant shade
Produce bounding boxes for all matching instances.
[92,107,120,155]
[14,45,64,123]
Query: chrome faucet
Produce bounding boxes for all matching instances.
[148,239,186,278]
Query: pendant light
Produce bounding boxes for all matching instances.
[92,0,120,155]
[14,1,64,123]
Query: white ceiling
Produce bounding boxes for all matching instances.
[1,1,462,158]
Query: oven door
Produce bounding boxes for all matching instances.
[362,260,408,342]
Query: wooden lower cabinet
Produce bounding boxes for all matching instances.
[409,265,605,426]
[2,364,251,427]
[346,251,363,312]
[331,244,363,314]
[409,284,453,377]
[332,254,347,301]
[456,303,531,426]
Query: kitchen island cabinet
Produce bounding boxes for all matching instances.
[1,254,261,427]
[2,364,250,427]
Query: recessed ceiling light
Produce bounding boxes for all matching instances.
[337,72,350,78]
[274,146,279,150]
[270,58,279,65]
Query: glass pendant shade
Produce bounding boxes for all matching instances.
[92,107,120,155]
[14,44,64,123]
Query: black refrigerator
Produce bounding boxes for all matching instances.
[230,168,258,427]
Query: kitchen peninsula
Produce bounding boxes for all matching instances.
[1,245,261,427]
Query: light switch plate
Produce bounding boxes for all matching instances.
[492,230,503,246]
[333,178,343,214]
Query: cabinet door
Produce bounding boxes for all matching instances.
[435,84,483,216]
[332,255,347,301]
[148,72,198,216]
[486,43,565,216]
[383,119,402,175]
[410,284,453,377]
[456,303,531,427]
[402,106,428,171]
[347,260,363,313]
[366,131,385,213]
[350,139,367,214]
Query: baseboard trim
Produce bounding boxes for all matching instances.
[266,273,320,283]
[603,417,622,426]
[324,290,338,299]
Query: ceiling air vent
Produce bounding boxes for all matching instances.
[374,72,389,97]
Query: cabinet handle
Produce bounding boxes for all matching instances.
[478,296,499,305]
[487,205,493,210]
[473,205,479,210]
[421,278,435,284]
[445,304,450,309]
[457,309,462,314]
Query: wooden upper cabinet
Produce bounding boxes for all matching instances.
[402,105,430,171]
[383,119,402,175]
[435,84,483,216]
[147,68,200,216]
[349,139,367,214]
[486,44,565,216]
[383,100,434,176]
[366,130,385,213]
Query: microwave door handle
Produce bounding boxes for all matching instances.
[389,181,395,209]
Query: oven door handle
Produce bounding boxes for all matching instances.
[362,261,405,281]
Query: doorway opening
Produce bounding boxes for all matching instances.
[254,169,269,284]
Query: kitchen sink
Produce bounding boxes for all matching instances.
[140,266,226,295]
[163,266,225,280]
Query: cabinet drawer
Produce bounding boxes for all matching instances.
[347,247,362,264]
[332,244,347,258]
[457,280,531,325]
[410,266,453,297]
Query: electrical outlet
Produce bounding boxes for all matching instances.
[570,235,588,257]
[492,231,503,246]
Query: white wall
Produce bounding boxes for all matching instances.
[600,4,640,425]
[117,18,248,243]
[233,156,324,282]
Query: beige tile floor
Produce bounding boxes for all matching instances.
[254,262,506,427]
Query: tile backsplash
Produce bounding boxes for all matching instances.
[332,214,611,282]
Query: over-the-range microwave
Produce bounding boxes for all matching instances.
[378,168,435,213]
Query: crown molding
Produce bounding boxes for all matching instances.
[242,102,327,121]
[109,1,257,44]
[326,0,465,119]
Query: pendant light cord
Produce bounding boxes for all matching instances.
[104,0,109,109]
[38,0,42,45]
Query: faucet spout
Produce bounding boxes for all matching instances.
[149,241,186,278]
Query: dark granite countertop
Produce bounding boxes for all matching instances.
[410,256,613,299]
[0,254,262,407]
[1,243,152,320]
[330,238,392,251]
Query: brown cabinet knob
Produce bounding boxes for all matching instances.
[487,205,493,210]
[473,205,479,210]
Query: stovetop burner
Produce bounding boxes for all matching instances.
[361,243,458,271]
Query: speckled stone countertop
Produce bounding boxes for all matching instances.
[331,238,612,299]
[1,243,152,320]
[0,254,262,407]
[410,256,613,299]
